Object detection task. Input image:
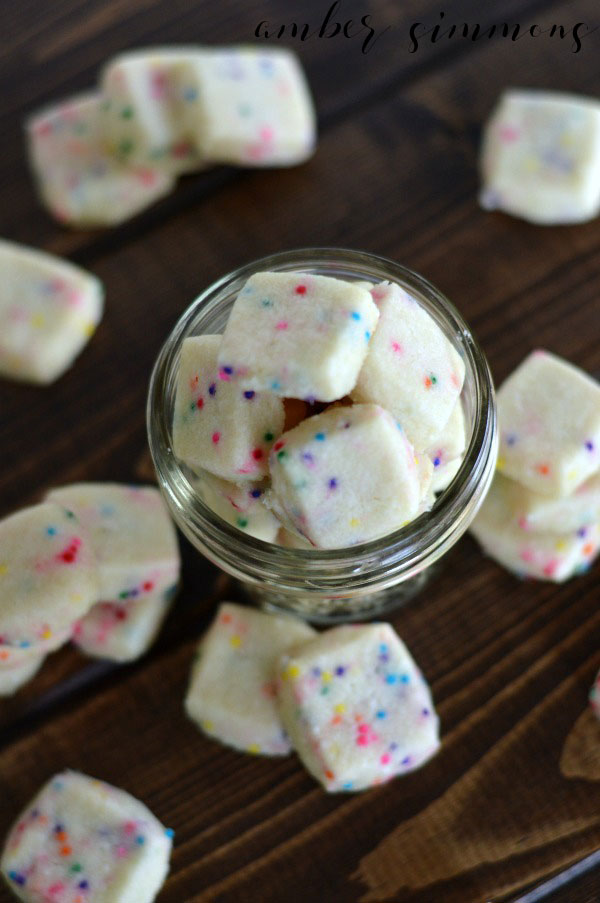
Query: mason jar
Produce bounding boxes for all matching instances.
[147,248,497,622]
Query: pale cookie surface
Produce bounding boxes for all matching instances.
[99,49,204,173]
[0,502,99,649]
[45,484,180,605]
[1,770,173,903]
[269,404,421,548]
[277,623,440,792]
[173,46,316,165]
[0,655,45,697]
[470,474,599,581]
[193,471,280,542]
[173,335,285,480]
[489,471,600,534]
[351,281,465,449]
[26,93,173,227]
[0,240,103,384]
[72,588,175,663]
[218,272,379,402]
[496,350,600,497]
[480,89,600,224]
[185,602,316,755]
[428,400,467,493]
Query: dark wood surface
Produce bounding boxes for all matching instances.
[1,2,599,901]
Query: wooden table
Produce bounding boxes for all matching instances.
[1,1,599,900]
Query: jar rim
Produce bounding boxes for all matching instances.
[147,247,498,593]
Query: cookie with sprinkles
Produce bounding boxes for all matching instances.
[173,334,285,481]
[350,281,465,450]
[217,271,379,402]
[480,89,600,225]
[185,602,316,755]
[483,471,600,535]
[0,502,99,651]
[45,484,180,662]
[277,623,440,792]
[427,399,468,493]
[1,770,173,903]
[192,470,280,542]
[470,473,600,581]
[0,239,103,384]
[99,48,205,174]
[496,350,600,497]
[268,404,423,549]
[26,92,174,228]
[171,46,316,166]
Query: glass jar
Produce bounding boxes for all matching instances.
[147,248,497,623]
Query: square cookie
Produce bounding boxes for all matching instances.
[26,93,173,227]
[277,623,440,792]
[218,272,379,402]
[185,602,315,755]
[173,335,285,480]
[1,771,172,903]
[173,47,316,165]
[496,350,600,496]
[0,240,103,384]
[45,484,180,605]
[480,89,600,224]
[269,404,422,548]
[351,281,465,449]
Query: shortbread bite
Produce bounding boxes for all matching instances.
[185,602,316,755]
[0,240,103,384]
[0,655,45,697]
[490,472,600,534]
[26,93,173,227]
[351,281,465,449]
[497,351,600,497]
[480,89,600,224]
[173,335,285,480]
[46,484,180,606]
[72,588,176,663]
[470,474,599,581]
[99,48,204,173]
[172,46,316,166]
[277,623,440,792]
[218,272,379,402]
[428,400,467,493]
[193,471,280,542]
[1,770,173,903]
[269,404,421,548]
[0,502,98,649]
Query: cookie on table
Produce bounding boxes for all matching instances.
[480,89,600,224]
[1,771,173,903]
[172,46,316,166]
[185,602,316,755]
[0,240,103,384]
[26,93,173,228]
[277,623,440,792]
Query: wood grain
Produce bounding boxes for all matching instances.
[1,0,600,901]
